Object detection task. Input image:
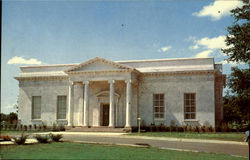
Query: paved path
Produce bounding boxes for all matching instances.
[57,133,249,157]
[4,132,248,157]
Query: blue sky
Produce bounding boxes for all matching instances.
[2,0,245,113]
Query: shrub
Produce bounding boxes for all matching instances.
[24,125,28,131]
[150,124,155,132]
[159,124,166,132]
[38,125,42,131]
[182,125,188,132]
[156,125,160,132]
[43,124,47,131]
[35,134,50,143]
[13,133,29,145]
[203,121,212,132]
[0,135,12,141]
[170,120,176,132]
[208,126,214,132]
[29,125,32,130]
[4,124,8,130]
[33,124,37,130]
[14,124,17,130]
[59,125,65,131]
[49,134,63,142]
[221,122,229,132]
[177,126,184,132]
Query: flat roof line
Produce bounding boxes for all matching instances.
[115,57,214,63]
[20,57,214,68]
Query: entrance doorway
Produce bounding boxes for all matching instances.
[102,104,109,126]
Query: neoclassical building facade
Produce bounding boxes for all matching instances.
[16,57,226,128]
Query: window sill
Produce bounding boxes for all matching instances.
[56,119,67,122]
[184,119,199,122]
[31,119,42,122]
[154,118,165,121]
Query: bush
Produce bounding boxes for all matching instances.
[33,124,37,130]
[35,134,50,143]
[43,124,47,131]
[38,125,42,131]
[13,133,29,145]
[24,125,27,131]
[29,125,32,130]
[0,135,12,141]
[49,134,63,142]
[59,125,65,131]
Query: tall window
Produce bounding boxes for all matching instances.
[57,96,67,119]
[32,96,41,119]
[184,93,196,119]
[153,94,164,119]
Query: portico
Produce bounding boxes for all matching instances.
[67,79,133,128]
[64,57,138,128]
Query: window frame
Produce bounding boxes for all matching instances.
[184,93,196,120]
[57,95,67,120]
[153,93,165,120]
[32,96,41,120]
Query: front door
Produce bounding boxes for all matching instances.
[102,104,109,126]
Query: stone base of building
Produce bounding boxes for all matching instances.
[65,126,130,133]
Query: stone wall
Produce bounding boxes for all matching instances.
[18,73,218,128]
[18,79,68,126]
[138,73,216,127]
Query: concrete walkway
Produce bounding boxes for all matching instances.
[2,132,248,157]
[56,132,248,157]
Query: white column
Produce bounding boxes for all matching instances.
[75,83,83,126]
[67,81,74,126]
[125,80,132,128]
[83,81,89,127]
[109,80,115,127]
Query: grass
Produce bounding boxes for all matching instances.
[130,132,245,142]
[0,130,46,136]
[0,142,247,160]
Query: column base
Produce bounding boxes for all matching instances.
[123,127,132,133]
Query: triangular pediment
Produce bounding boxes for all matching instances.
[65,57,134,73]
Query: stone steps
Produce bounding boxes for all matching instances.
[66,126,131,133]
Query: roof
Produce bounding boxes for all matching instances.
[17,57,217,78]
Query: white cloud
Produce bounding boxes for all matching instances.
[220,59,243,66]
[158,46,172,52]
[189,45,199,50]
[193,0,243,21]
[195,50,213,58]
[189,35,226,50]
[8,56,42,65]
[197,36,226,49]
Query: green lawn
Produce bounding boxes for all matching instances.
[0,142,247,160]
[1,130,46,136]
[130,132,245,142]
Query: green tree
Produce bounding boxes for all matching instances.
[222,1,250,128]
[221,3,250,63]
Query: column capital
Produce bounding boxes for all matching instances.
[69,80,74,86]
[108,80,115,84]
[125,79,132,83]
[84,81,89,85]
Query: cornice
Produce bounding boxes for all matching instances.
[142,70,215,76]
[15,76,68,81]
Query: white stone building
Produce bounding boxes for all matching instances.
[15,57,226,128]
